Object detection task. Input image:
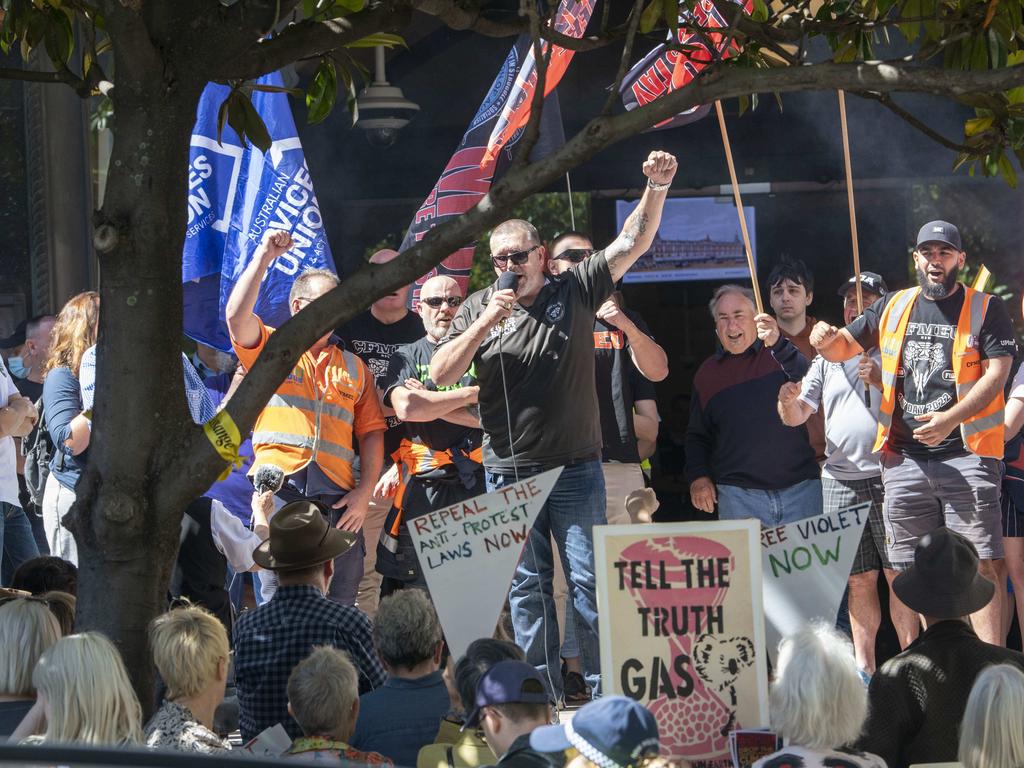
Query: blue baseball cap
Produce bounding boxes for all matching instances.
[464,660,550,728]
[530,696,660,768]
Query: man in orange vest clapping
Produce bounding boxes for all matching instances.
[226,229,386,607]
[809,221,1015,644]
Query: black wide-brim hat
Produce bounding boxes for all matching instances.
[253,500,356,572]
[893,528,994,618]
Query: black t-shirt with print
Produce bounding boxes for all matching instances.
[338,309,425,459]
[594,309,656,464]
[846,286,1016,457]
[382,335,481,454]
[438,254,614,471]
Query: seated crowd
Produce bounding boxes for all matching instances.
[2,511,1023,768]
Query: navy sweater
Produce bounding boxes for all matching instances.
[685,338,818,490]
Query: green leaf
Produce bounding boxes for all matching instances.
[663,0,677,36]
[752,0,768,22]
[639,0,661,34]
[238,93,272,152]
[965,115,995,136]
[226,91,247,147]
[997,151,1018,188]
[325,0,364,16]
[306,57,337,125]
[737,94,749,116]
[345,32,405,48]
[43,6,72,65]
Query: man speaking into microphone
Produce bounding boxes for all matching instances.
[430,151,678,701]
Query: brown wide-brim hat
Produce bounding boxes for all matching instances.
[253,500,356,572]
[893,528,995,619]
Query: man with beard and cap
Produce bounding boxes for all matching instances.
[811,221,1016,645]
[779,272,919,677]
[856,528,1024,768]
[376,275,482,597]
[339,248,426,618]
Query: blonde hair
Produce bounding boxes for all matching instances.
[149,605,229,700]
[959,664,1024,768]
[44,291,100,377]
[32,632,143,745]
[40,591,76,636]
[287,646,359,738]
[0,598,61,696]
[769,621,867,751]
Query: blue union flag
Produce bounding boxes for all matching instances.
[182,72,336,352]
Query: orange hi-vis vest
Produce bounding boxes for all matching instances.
[876,285,1005,458]
[251,339,374,490]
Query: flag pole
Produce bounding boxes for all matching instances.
[714,101,762,313]
[838,90,872,406]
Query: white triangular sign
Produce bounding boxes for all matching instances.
[761,504,869,663]
[409,467,562,660]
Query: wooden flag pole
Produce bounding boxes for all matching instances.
[714,100,762,314]
[838,90,871,406]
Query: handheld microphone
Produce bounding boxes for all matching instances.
[253,464,284,496]
[496,271,520,294]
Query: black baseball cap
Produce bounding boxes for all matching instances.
[916,221,962,251]
[464,660,550,728]
[0,320,27,350]
[837,271,888,298]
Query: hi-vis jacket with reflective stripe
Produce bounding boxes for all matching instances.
[233,319,387,490]
[876,285,1005,458]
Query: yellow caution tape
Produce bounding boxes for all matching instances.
[204,410,243,481]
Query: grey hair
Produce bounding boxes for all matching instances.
[959,664,1024,768]
[373,589,442,670]
[769,621,867,751]
[287,646,359,738]
[491,219,540,248]
[708,284,757,319]
[288,268,339,306]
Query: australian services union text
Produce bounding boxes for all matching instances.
[248,163,327,277]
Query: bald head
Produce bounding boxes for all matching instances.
[368,248,410,319]
[370,248,400,265]
[489,220,540,251]
[418,275,464,342]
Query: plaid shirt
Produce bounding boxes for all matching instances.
[234,585,386,741]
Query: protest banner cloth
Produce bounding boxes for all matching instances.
[408,467,561,660]
[760,504,869,664]
[595,521,768,768]
[399,0,594,307]
[182,72,336,352]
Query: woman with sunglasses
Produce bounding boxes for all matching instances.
[429,151,677,702]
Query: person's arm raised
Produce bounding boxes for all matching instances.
[225,230,293,348]
[810,322,864,362]
[604,151,678,283]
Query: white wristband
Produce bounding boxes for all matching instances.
[647,179,671,191]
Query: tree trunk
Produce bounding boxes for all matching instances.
[69,66,208,712]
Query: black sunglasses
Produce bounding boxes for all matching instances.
[490,246,539,268]
[552,248,592,263]
[421,296,463,309]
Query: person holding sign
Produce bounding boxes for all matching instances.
[226,229,386,607]
[377,275,482,597]
[430,151,679,701]
[778,272,919,674]
[686,284,820,525]
[809,221,1015,645]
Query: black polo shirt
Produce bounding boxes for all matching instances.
[438,254,614,471]
[595,309,657,464]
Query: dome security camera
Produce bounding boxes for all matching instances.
[355,48,419,148]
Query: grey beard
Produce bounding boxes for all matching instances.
[916,266,958,299]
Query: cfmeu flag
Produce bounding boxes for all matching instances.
[399,36,568,305]
[481,0,596,167]
[182,72,336,352]
[620,0,752,131]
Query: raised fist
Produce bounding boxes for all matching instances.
[258,229,293,264]
[642,151,678,186]
[809,321,839,350]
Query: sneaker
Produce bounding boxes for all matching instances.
[563,669,591,704]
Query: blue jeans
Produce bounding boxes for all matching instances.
[2,502,41,586]
[717,478,823,526]
[486,460,606,699]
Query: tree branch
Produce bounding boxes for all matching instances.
[215,1,412,81]
[863,92,980,154]
[601,0,644,117]
[174,57,1024,485]
[0,67,67,85]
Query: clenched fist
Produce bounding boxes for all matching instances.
[257,229,293,265]
[642,151,678,186]
[778,381,802,406]
[810,321,840,351]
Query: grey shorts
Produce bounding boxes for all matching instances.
[880,449,1003,567]
[823,475,890,574]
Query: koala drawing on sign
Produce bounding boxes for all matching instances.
[693,634,756,737]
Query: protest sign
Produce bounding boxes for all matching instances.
[409,467,561,660]
[595,521,768,768]
[761,504,869,663]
